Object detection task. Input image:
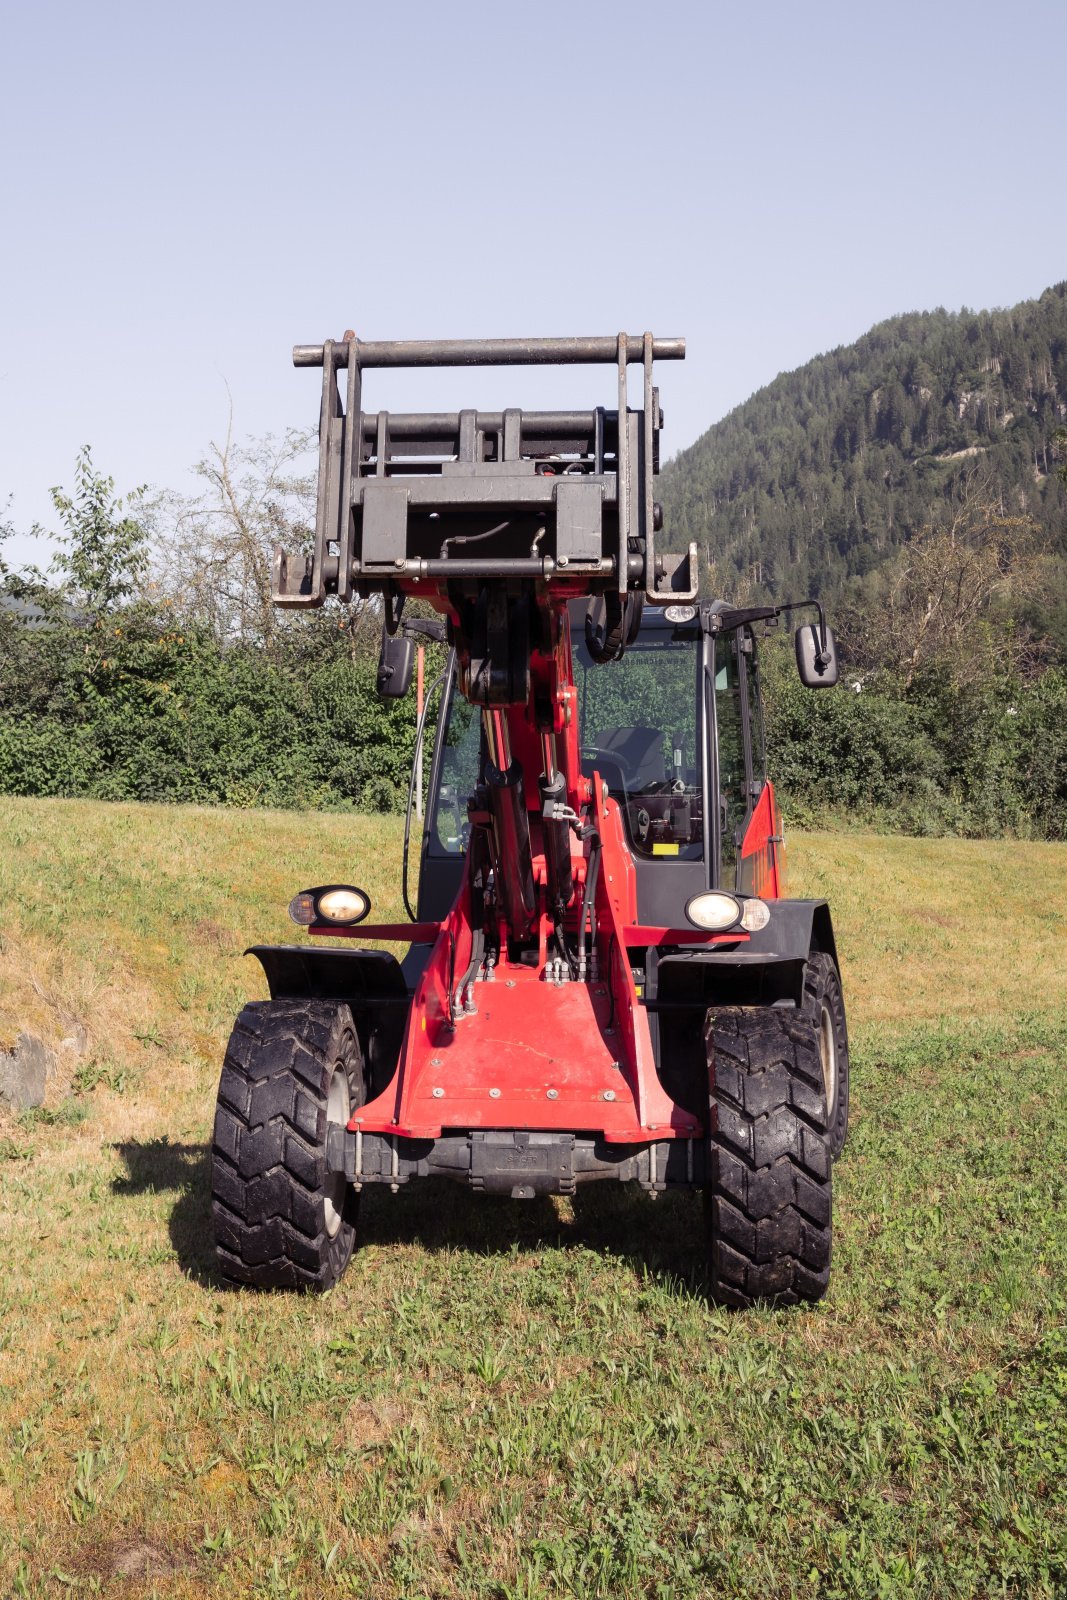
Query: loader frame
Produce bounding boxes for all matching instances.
[222,333,844,1302]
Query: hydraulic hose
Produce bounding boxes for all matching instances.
[484,758,536,941]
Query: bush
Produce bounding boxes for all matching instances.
[0,606,420,814]
[761,639,1067,838]
[1,595,1064,839]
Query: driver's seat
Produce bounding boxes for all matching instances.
[591,726,664,790]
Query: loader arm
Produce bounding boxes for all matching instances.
[276,332,712,1145]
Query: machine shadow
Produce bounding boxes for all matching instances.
[360,1178,708,1295]
[112,1139,218,1287]
[112,1139,709,1300]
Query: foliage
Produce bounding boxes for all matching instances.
[760,637,1067,838]
[0,606,419,811]
[837,483,1046,687]
[48,445,148,616]
[2,384,1065,838]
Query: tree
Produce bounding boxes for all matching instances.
[49,447,148,615]
[152,420,317,649]
[841,476,1046,689]
[1055,426,1067,488]
[0,498,15,587]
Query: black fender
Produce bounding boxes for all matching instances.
[649,899,839,1013]
[741,898,838,971]
[245,943,427,1096]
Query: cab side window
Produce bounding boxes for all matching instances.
[742,630,768,793]
[715,635,747,876]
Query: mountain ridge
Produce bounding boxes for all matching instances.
[658,283,1067,604]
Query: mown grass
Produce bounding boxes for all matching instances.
[0,797,1065,1599]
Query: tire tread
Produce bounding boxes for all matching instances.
[704,1007,833,1309]
[210,999,362,1292]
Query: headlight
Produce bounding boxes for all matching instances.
[288,885,371,927]
[685,890,742,932]
[316,886,371,925]
[739,898,771,932]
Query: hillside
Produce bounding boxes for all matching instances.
[659,283,1067,607]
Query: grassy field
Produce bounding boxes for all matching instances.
[0,797,1065,1599]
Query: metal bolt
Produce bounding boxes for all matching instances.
[431,1057,443,1066]
[611,1060,620,1070]
[489,1087,501,1098]
[595,987,606,996]
[546,1088,559,1100]
[505,979,516,988]
[602,1089,616,1102]
[432,1086,444,1099]
[605,1027,615,1036]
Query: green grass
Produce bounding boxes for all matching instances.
[0,798,1065,1598]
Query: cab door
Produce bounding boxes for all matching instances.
[714,627,783,898]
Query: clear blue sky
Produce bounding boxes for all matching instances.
[2,0,1064,565]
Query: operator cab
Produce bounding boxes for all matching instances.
[419,598,777,922]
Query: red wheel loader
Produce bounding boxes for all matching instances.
[211,334,849,1307]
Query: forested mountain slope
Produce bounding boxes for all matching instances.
[659,283,1067,601]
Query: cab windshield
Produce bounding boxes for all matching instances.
[574,624,703,861]
[430,620,706,863]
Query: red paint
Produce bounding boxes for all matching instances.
[739,781,783,900]
[309,921,441,942]
[330,599,725,1148]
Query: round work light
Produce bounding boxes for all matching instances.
[315,886,371,925]
[684,891,743,932]
[287,885,372,927]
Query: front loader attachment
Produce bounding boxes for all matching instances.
[274,333,697,613]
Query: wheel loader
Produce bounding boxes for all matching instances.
[211,333,849,1307]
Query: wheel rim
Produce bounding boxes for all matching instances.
[324,1066,351,1238]
[818,1000,837,1126]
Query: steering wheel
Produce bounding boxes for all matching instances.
[581,746,630,786]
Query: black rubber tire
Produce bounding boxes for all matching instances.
[704,1007,832,1309]
[801,952,850,1157]
[211,998,364,1292]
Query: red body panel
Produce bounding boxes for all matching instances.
[335,760,705,1144]
[739,780,784,900]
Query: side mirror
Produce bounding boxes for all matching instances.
[795,623,839,689]
[376,632,414,698]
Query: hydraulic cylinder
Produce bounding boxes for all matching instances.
[539,770,574,914]
[485,760,536,939]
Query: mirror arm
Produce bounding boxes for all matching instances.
[772,598,829,663]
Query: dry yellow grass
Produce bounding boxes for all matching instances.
[785,830,1067,1025]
